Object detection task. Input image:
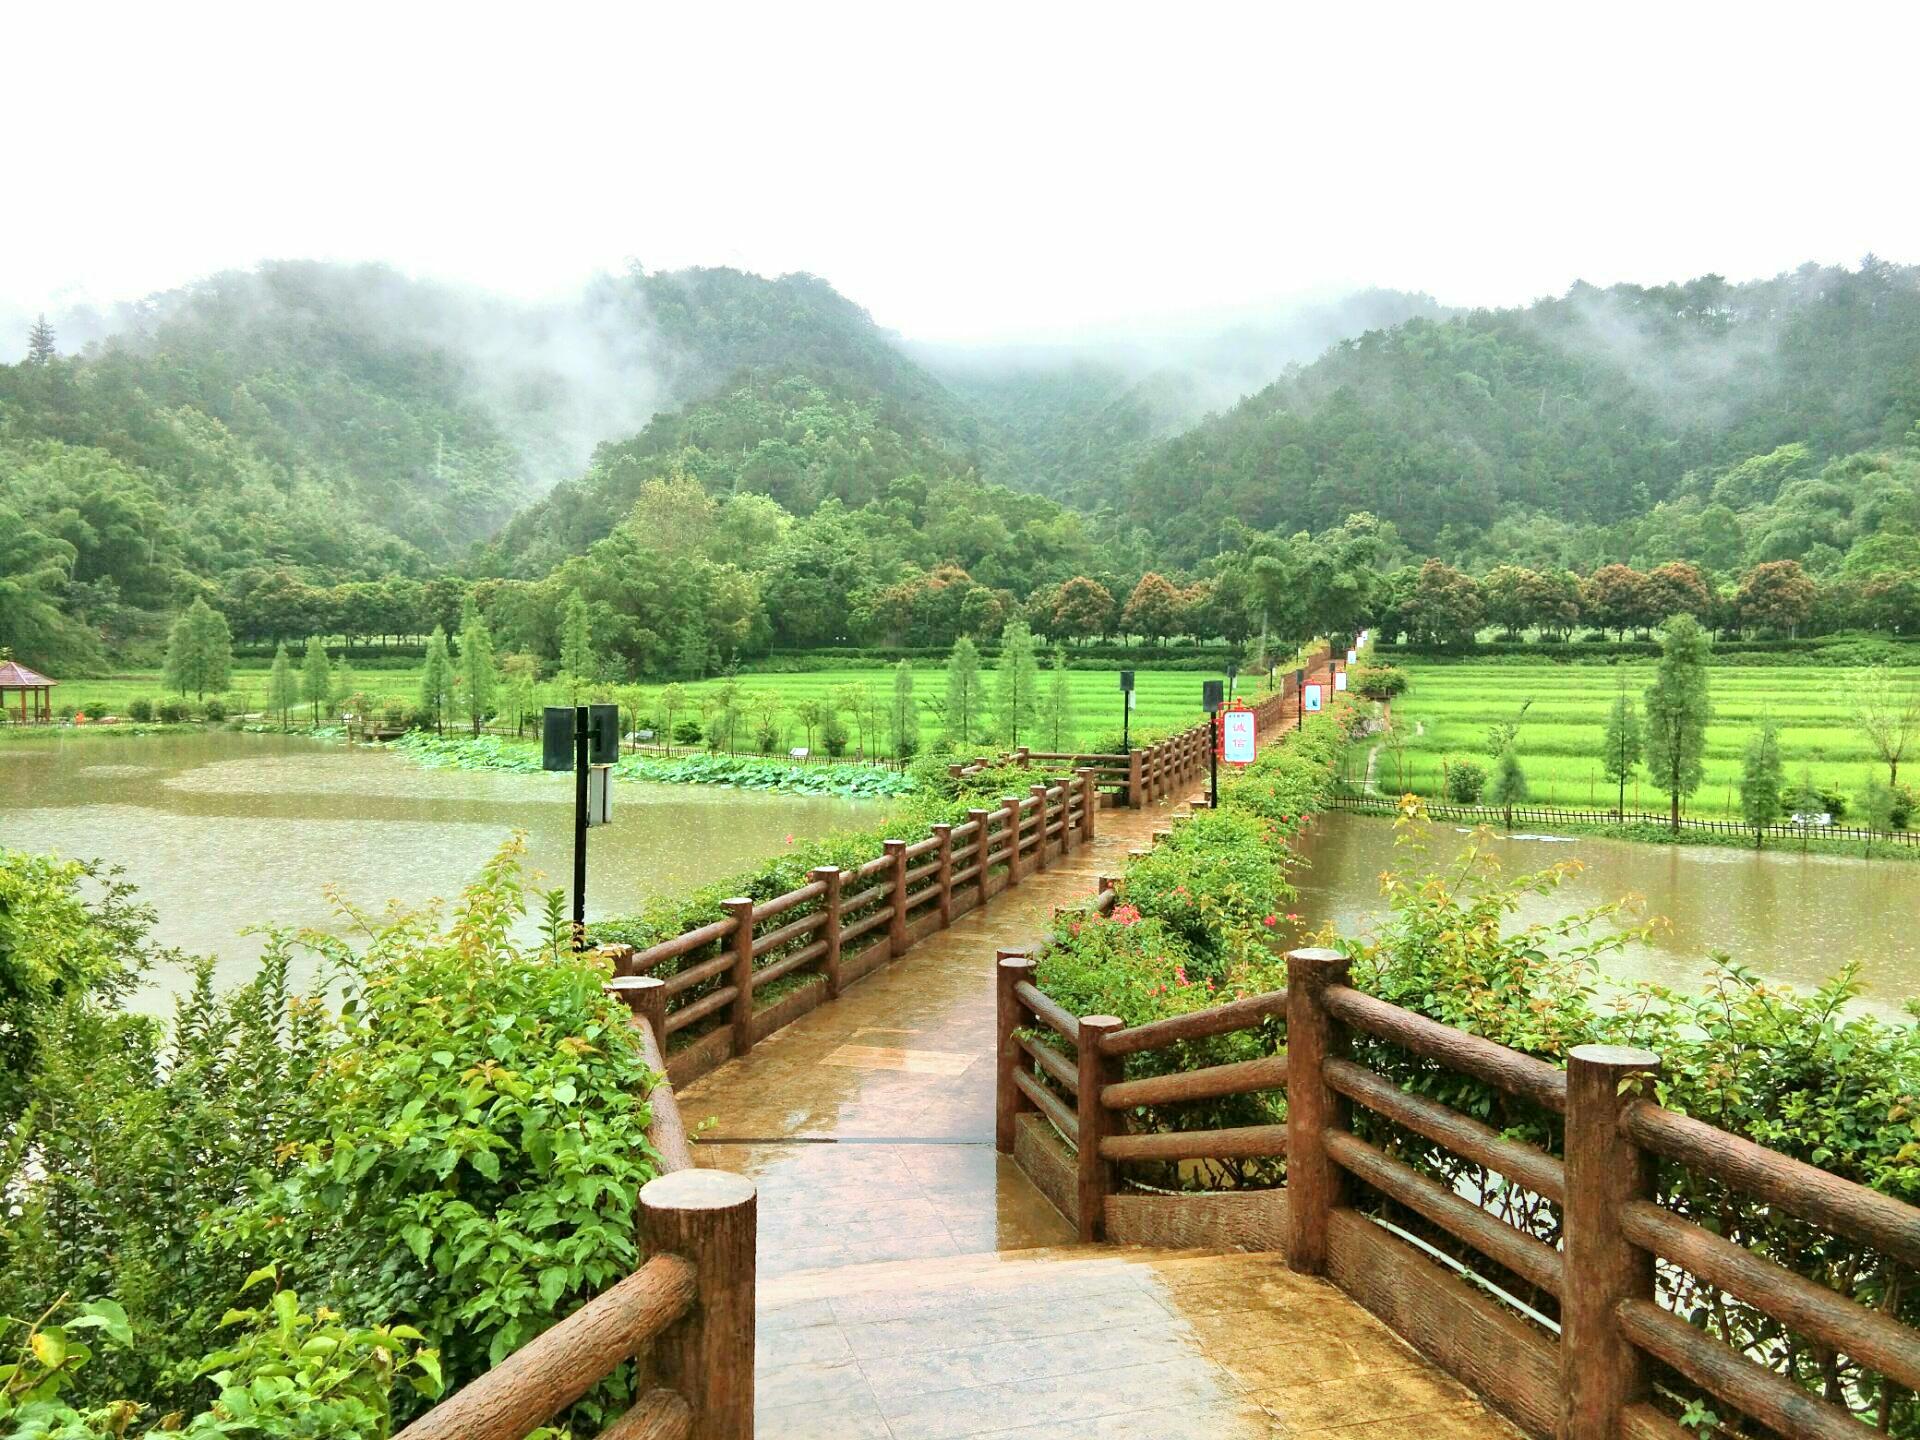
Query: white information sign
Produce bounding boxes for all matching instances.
[1346,649,1357,666]
[1303,684,1323,713]
[1222,710,1256,764]
[1334,670,1348,692]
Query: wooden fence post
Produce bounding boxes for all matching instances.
[1076,1014,1122,1241]
[967,808,992,911]
[1127,749,1143,808]
[723,897,756,1057]
[1030,784,1051,871]
[1077,767,1097,844]
[597,942,638,978]
[605,974,669,1054]
[1561,1043,1664,1440]
[995,951,1035,1153]
[1285,947,1351,1275]
[641,1169,756,1440]
[808,866,843,997]
[885,839,909,957]
[1001,795,1023,887]
[932,823,954,927]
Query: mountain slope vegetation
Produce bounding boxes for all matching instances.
[1121,260,1920,561]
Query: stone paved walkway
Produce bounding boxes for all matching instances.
[676,785,1519,1439]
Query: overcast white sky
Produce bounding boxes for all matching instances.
[8,1,1917,343]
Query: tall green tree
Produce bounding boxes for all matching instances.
[419,626,453,734]
[26,314,56,365]
[300,635,332,725]
[1598,681,1644,817]
[890,661,919,759]
[558,593,595,702]
[162,598,232,701]
[994,619,1040,747]
[458,601,497,735]
[331,652,358,711]
[1739,721,1784,844]
[1043,644,1074,751]
[943,636,982,746]
[1643,614,1713,830]
[266,641,298,728]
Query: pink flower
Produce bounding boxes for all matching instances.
[1286,912,1301,922]
[1262,914,1278,927]
[1175,965,1189,986]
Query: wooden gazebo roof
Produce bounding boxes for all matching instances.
[0,660,54,689]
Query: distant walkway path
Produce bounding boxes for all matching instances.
[680,793,1183,1280]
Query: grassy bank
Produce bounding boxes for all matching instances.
[1374,657,1920,820]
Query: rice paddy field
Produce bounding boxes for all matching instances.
[1373,659,1920,820]
[26,660,1237,755]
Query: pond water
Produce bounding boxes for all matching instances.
[1292,812,1920,1017]
[0,731,874,1010]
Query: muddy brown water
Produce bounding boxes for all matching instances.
[1292,811,1920,1018]
[0,730,873,1011]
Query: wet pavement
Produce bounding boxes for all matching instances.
[678,786,1519,1438]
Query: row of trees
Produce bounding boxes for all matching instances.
[1378,557,1843,649]
[1442,619,1920,833]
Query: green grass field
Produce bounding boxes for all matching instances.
[1374,660,1920,820]
[30,660,1239,755]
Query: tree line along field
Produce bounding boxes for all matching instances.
[34,660,1242,756]
[1372,659,1920,820]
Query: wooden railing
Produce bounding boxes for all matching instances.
[601,768,1103,1090]
[396,970,753,1440]
[1000,937,1920,1440]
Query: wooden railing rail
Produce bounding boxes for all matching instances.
[602,767,1103,1091]
[999,935,1920,1440]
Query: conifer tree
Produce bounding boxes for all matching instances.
[26,315,55,365]
[266,641,298,728]
[943,636,982,745]
[1739,720,1784,845]
[559,593,595,702]
[459,600,497,734]
[419,626,453,734]
[1043,644,1074,750]
[1485,743,1528,826]
[891,660,919,760]
[301,635,332,725]
[1598,680,1644,817]
[994,619,1040,747]
[1644,614,1713,830]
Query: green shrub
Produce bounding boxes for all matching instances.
[126,697,155,722]
[1,842,663,1431]
[1351,664,1409,701]
[1443,758,1487,803]
[202,697,228,722]
[158,699,190,723]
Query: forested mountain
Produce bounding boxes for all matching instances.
[8,254,1920,679]
[929,288,1448,509]
[1120,261,1920,562]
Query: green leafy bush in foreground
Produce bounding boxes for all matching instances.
[0,841,658,1436]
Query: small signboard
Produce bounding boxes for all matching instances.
[1303,684,1323,713]
[1222,710,1256,764]
[790,747,810,760]
[1202,680,1225,713]
[1334,670,1348,692]
[1127,690,1136,710]
[1347,649,1358,666]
